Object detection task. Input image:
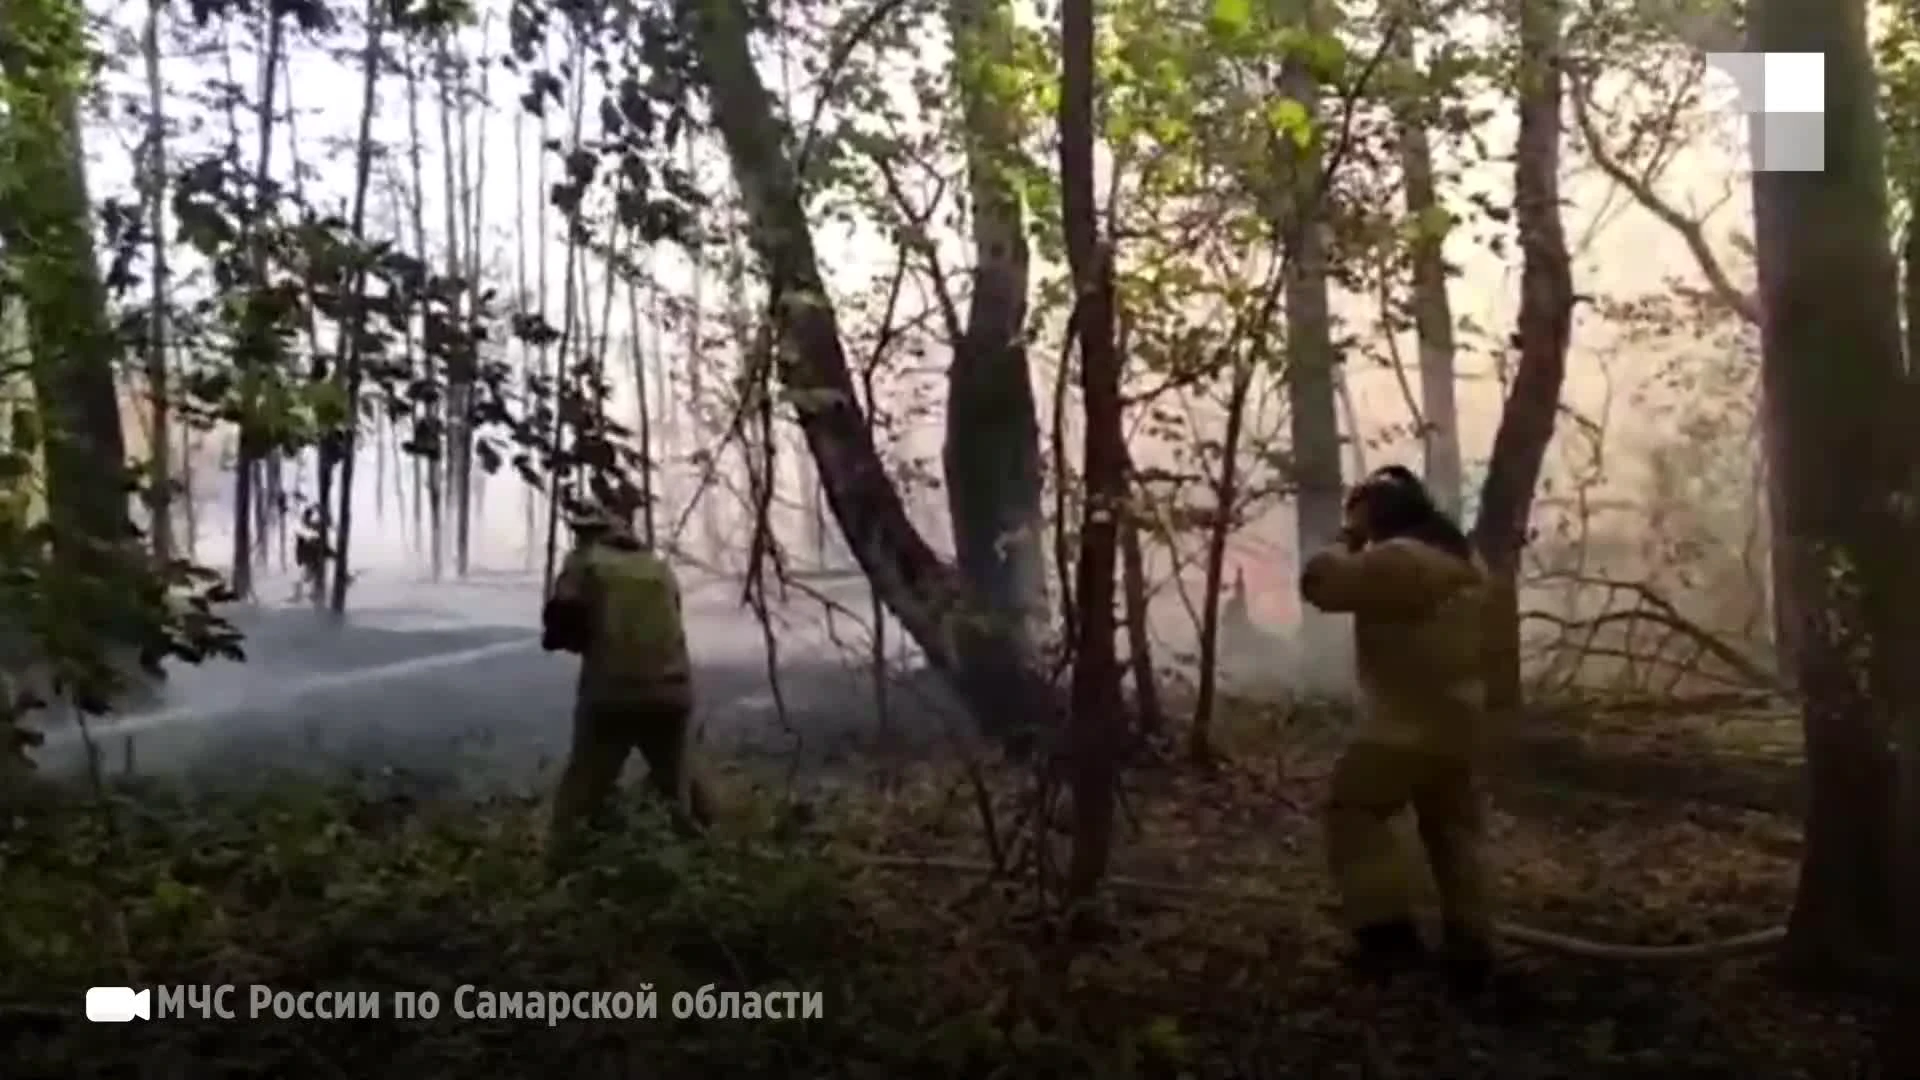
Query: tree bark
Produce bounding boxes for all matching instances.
[1279,43,1345,667]
[227,10,284,601]
[434,33,474,579]
[943,0,1048,667]
[140,0,173,562]
[1471,0,1573,717]
[327,0,387,614]
[1190,357,1251,763]
[0,0,131,549]
[682,0,1057,750]
[1057,0,1121,904]
[402,38,444,582]
[1119,480,1163,737]
[1390,26,1462,517]
[0,0,145,705]
[1748,0,1909,983]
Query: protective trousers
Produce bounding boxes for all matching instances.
[1325,740,1492,937]
[549,691,714,849]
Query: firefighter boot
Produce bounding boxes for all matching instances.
[1342,919,1428,981]
[1441,919,1494,997]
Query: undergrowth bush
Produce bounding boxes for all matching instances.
[0,776,1171,1076]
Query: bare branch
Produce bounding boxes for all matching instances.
[1568,70,1758,324]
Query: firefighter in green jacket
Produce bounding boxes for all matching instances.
[542,502,713,852]
[1299,465,1495,994]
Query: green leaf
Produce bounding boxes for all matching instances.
[1267,97,1314,148]
[1208,0,1251,36]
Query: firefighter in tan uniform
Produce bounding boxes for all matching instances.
[1298,465,1495,994]
[542,503,713,852]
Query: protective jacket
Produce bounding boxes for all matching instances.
[1299,537,1489,757]
[545,538,691,706]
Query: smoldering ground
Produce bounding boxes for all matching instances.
[24,569,975,798]
[22,565,1353,798]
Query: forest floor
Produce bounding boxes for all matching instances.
[0,696,1891,1077]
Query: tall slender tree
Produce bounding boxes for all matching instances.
[328,0,390,613]
[224,8,286,599]
[1472,0,1573,716]
[1388,7,1462,515]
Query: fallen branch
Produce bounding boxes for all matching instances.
[1520,575,1784,694]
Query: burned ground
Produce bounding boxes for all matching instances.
[0,663,1887,1076]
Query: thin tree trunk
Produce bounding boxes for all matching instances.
[685,138,719,562]
[327,0,387,613]
[1114,315,1160,735]
[1392,22,1463,515]
[649,279,674,534]
[626,275,657,545]
[384,181,420,557]
[179,422,197,557]
[402,38,444,580]
[1119,484,1161,736]
[1279,41,1345,668]
[281,53,333,605]
[530,50,553,570]
[514,107,536,568]
[465,19,491,559]
[1335,366,1367,476]
[434,34,467,576]
[1190,358,1251,763]
[1058,0,1121,904]
[140,0,173,562]
[585,230,620,469]
[228,12,285,600]
[1471,0,1573,718]
[541,27,590,593]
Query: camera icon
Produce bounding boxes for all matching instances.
[85,987,151,1022]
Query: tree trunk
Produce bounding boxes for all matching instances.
[1748,0,1909,983]
[281,55,333,606]
[1280,51,1345,666]
[541,32,590,592]
[1115,303,1159,736]
[459,24,489,572]
[943,0,1048,667]
[139,0,173,562]
[327,0,386,613]
[1391,25,1463,517]
[0,0,130,549]
[515,107,537,568]
[403,39,444,582]
[682,0,1058,750]
[1057,0,1121,904]
[1906,203,1920,380]
[1119,473,1163,738]
[435,33,474,579]
[626,279,658,546]
[227,12,285,601]
[686,142,722,562]
[179,421,197,558]
[1190,357,1253,763]
[1471,0,1573,718]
